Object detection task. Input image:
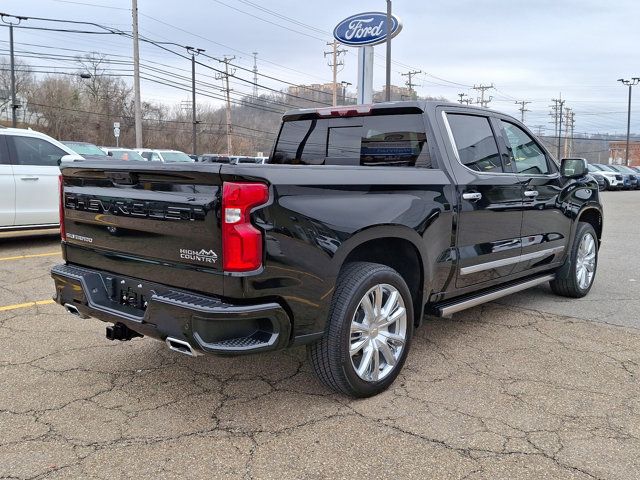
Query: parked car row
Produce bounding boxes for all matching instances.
[196,154,268,164]
[587,163,640,190]
[62,141,196,163]
[62,141,268,165]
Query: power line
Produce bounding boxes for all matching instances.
[0,13,348,105]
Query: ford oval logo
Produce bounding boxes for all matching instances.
[333,12,402,47]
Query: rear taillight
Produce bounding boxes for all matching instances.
[58,175,66,241]
[222,182,269,272]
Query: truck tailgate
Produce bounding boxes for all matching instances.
[60,161,225,296]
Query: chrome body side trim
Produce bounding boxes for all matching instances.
[460,246,564,276]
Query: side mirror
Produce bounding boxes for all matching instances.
[59,154,80,165]
[107,151,114,157]
[561,158,588,178]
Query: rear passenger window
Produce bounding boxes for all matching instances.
[360,116,430,167]
[500,121,550,175]
[271,114,433,168]
[447,114,502,173]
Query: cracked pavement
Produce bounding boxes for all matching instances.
[1,192,639,479]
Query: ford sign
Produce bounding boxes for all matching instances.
[333,12,402,47]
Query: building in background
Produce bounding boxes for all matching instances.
[373,85,415,102]
[287,83,334,106]
[609,141,640,166]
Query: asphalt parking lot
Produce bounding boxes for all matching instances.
[1,192,639,480]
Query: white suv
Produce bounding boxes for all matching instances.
[0,127,82,234]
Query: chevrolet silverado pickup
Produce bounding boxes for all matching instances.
[51,101,603,397]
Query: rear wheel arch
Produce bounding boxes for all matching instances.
[335,231,426,327]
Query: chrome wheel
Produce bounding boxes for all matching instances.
[576,232,596,290]
[349,284,407,382]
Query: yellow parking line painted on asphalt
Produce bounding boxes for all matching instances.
[0,252,60,262]
[0,299,55,312]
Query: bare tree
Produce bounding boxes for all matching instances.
[0,56,34,123]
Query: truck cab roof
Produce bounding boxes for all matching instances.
[282,100,502,121]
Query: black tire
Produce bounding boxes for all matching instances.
[604,178,612,191]
[307,262,414,397]
[550,222,598,298]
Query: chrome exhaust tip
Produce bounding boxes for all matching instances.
[64,303,84,317]
[165,337,201,357]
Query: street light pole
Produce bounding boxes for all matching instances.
[618,78,640,166]
[385,0,392,102]
[341,81,352,105]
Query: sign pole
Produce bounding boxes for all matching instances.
[113,122,120,148]
[385,1,392,101]
[357,46,374,104]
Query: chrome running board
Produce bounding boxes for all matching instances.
[437,274,556,317]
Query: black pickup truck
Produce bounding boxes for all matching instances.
[51,101,603,397]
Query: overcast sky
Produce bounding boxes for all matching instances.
[2,0,639,135]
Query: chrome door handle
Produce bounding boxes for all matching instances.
[20,176,39,181]
[462,192,482,201]
[524,190,539,197]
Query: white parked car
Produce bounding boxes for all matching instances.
[0,127,82,234]
[134,149,194,163]
[99,147,146,161]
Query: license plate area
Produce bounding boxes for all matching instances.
[105,276,150,314]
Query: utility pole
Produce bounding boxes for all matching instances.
[131,0,143,148]
[252,52,258,99]
[618,78,640,166]
[1,13,27,127]
[532,124,545,136]
[324,40,346,106]
[215,56,236,156]
[515,100,531,123]
[563,108,573,158]
[340,80,352,105]
[385,0,392,102]
[551,96,566,159]
[457,93,467,104]
[401,69,421,99]
[549,100,560,139]
[186,47,204,156]
[8,19,16,127]
[472,83,494,108]
[568,110,575,157]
